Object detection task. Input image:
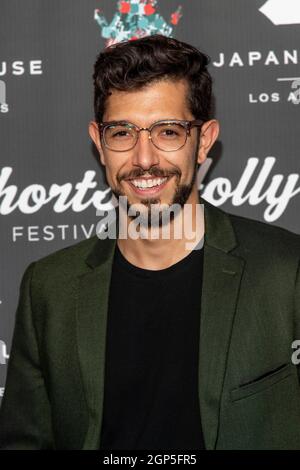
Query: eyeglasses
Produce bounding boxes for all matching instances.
[98,119,204,152]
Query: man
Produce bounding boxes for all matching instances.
[0,34,300,450]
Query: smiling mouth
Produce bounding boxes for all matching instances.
[125,175,173,195]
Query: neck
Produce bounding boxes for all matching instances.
[116,187,205,270]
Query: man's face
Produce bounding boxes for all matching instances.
[89,78,219,226]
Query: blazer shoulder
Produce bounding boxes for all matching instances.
[29,235,100,281]
[226,209,300,261]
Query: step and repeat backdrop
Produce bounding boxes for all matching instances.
[0,0,300,402]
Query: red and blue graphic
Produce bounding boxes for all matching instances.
[94,0,183,45]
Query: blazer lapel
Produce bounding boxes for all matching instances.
[76,235,117,450]
[76,197,245,450]
[199,198,245,449]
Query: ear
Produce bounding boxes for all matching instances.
[197,119,220,164]
[89,120,105,166]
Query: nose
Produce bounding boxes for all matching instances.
[131,129,160,170]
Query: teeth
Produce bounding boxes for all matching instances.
[131,177,167,189]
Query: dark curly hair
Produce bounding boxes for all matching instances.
[92,34,213,124]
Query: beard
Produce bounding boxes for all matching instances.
[111,141,200,229]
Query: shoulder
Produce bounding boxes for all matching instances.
[28,235,100,283]
[228,210,300,252]
[202,197,300,258]
[221,208,300,278]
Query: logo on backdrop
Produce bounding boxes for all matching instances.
[0,60,42,77]
[291,78,300,104]
[94,0,182,46]
[0,340,9,365]
[0,60,43,114]
[259,0,300,25]
[1,157,299,242]
[0,80,8,113]
[212,2,300,105]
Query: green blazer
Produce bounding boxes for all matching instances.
[0,197,300,450]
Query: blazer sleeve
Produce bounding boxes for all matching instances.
[0,262,55,449]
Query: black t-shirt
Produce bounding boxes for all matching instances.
[99,240,206,450]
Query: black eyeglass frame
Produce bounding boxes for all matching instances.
[97,119,205,152]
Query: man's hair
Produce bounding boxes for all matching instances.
[92,34,213,124]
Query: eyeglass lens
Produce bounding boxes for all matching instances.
[104,122,187,151]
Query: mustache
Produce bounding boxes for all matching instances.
[118,167,181,182]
